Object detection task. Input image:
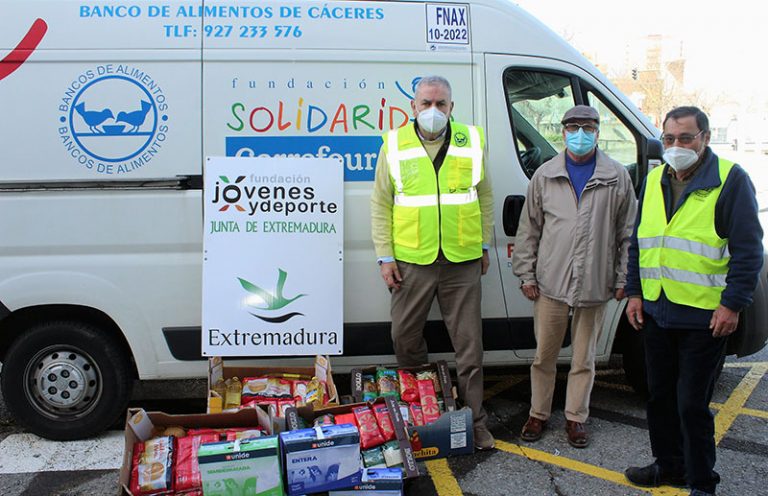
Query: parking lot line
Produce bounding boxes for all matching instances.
[425,458,463,496]
[714,363,768,444]
[495,440,688,495]
[483,374,526,400]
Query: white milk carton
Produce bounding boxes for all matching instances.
[280,424,362,495]
[197,436,284,496]
[328,467,403,495]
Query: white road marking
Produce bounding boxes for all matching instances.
[0,431,124,473]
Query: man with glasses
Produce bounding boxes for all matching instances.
[513,105,636,448]
[624,106,763,496]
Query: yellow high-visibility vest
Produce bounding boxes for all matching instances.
[638,158,734,309]
[382,122,485,264]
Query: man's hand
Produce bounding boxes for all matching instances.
[521,283,539,301]
[615,288,626,301]
[710,304,739,338]
[626,297,644,330]
[380,261,402,291]
[481,250,490,275]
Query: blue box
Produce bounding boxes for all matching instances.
[280,423,362,495]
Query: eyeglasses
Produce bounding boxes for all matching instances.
[564,123,598,133]
[660,130,704,146]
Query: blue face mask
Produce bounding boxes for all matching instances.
[565,129,597,156]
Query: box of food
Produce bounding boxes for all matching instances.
[119,407,273,496]
[207,355,337,420]
[198,436,284,496]
[328,467,403,495]
[350,361,473,460]
[350,361,455,411]
[283,397,419,480]
[280,423,362,496]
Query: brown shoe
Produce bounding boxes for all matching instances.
[565,420,589,448]
[520,416,546,442]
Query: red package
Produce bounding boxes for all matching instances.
[129,436,175,495]
[174,433,219,493]
[186,428,222,439]
[418,379,440,424]
[334,412,357,427]
[409,403,424,426]
[372,404,396,442]
[353,406,385,449]
[397,370,419,402]
[240,398,278,417]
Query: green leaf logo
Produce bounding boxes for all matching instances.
[238,269,306,311]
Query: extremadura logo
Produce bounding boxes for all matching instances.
[57,64,170,174]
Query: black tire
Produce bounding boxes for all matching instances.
[621,328,648,397]
[1,320,133,440]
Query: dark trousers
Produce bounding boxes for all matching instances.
[644,314,726,493]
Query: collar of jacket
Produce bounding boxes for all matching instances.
[539,148,618,183]
[660,147,721,191]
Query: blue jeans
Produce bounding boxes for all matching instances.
[643,314,726,493]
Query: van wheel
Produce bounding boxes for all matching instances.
[1,321,132,440]
[621,329,648,397]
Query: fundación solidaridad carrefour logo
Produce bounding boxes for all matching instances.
[239,269,306,323]
[58,64,169,174]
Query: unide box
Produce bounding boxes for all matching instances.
[328,467,403,495]
[280,423,362,495]
[197,436,284,496]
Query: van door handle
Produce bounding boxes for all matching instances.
[502,195,526,236]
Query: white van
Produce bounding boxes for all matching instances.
[1,0,765,440]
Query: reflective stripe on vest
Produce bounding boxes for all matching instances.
[384,122,485,264]
[637,158,734,309]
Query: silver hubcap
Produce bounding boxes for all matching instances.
[26,347,100,417]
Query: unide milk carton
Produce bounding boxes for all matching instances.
[280,423,362,495]
[197,435,284,496]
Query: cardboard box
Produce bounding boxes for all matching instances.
[350,361,456,411]
[350,362,473,460]
[197,436,284,496]
[280,423,362,496]
[408,407,474,460]
[283,397,419,480]
[119,407,273,496]
[328,467,403,495]
[208,355,338,417]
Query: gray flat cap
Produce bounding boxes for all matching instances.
[561,105,600,124]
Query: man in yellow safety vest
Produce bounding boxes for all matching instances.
[624,106,763,496]
[370,75,495,450]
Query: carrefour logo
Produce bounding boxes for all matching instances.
[239,269,306,323]
[57,64,169,174]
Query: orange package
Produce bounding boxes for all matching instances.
[372,404,396,442]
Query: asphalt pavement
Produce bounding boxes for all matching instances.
[1,347,767,496]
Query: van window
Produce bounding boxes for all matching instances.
[503,70,575,177]
[587,92,640,186]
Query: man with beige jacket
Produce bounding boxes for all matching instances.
[512,105,636,448]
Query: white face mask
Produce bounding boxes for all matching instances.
[663,146,699,172]
[416,106,448,134]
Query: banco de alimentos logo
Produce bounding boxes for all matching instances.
[58,65,169,174]
[239,268,306,323]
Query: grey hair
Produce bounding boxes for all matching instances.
[415,76,452,98]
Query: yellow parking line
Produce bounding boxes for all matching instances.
[425,458,463,496]
[484,375,526,401]
[594,380,635,393]
[714,363,768,444]
[495,440,688,495]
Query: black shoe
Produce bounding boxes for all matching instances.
[625,462,686,488]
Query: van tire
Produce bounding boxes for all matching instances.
[0,320,132,440]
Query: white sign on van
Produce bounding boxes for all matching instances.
[202,157,344,356]
[425,3,470,50]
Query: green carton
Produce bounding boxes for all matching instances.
[198,435,284,496]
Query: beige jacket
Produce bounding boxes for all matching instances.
[512,149,637,307]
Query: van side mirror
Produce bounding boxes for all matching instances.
[647,137,664,162]
[502,195,526,236]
